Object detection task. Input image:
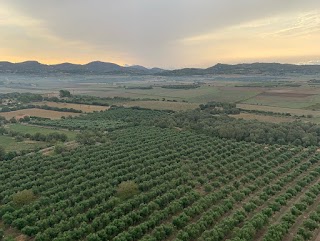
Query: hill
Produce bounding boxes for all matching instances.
[1,61,320,76]
[160,62,320,76]
[0,61,165,75]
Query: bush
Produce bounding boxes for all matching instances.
[54,144,66,154]
[116,181,139,200]
[0,228,4,241]
[15,135,24,142]
[0,146,5,161]
[12,190,36,206]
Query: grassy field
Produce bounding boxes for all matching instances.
[32,101,109,112]
[8,124,77,140]
[0,108,80,120]
[0,123,77,153]
[0,135,47,152]
[229,113,296,123]
[240,86,320,108]
[81,85,261,104]
[237,104,320,117]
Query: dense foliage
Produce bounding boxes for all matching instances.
[31,107,169,131]
[45,95,158,106]
[155,109,320,146]
[0,104,82,113]
[0,92,43,103]
[0,127,68,143]
[59,90,72,98]
[160,84,200,89]
[199,101,240,114]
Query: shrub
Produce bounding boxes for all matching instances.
[116,181,139,200]
[12,190,36,206]
[54,144,66,154]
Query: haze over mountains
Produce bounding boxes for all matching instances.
[0,61,165,75]
[0,61,320,76]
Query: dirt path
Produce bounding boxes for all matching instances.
[0,221,30,241]
[311,229,320,241]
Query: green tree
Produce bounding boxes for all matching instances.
[0,146,5,161]
[116,181,139,200]
[59,90,71,98]
[15,135,24,142]
[0,228,4,241]
[54,144,66,154]
[12,189,36,206]
[9,117,17,123]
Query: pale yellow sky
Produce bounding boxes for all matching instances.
[0,0,320,68]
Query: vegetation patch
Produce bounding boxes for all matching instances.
[12,190,36,207]
[123,101,198,111]
[116,181,139,200]
[230,113,296,123]
[32,101,109,113]
[258,91,315,98]
[160,84,200,89]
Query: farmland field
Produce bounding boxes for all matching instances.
[237,104,320,119]
[1,76,320,241]
[0,109,81,120]
[0,126,319,241]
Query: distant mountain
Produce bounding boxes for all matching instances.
[127,65,149,71]
[49,63,82,72]
[0,61,47,73]
[160,63,320,76]
[0,61,319,76]
[84,61,124,72]
[0,61,164,75]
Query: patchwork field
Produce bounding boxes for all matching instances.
[74,85,262,104]
[0,109,80,120]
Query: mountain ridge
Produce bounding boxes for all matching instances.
[0,61,319,75]
[0,60,165,75]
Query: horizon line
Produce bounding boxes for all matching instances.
[1,60,320,70]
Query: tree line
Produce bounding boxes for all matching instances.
[154,108,320,147]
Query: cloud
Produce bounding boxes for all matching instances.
[1,0,320,67]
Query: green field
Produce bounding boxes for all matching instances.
[0,126,319,241]
[1,78,320,241]
[0,135,47,152]
[8,124,77,140]
[0,108,319,241]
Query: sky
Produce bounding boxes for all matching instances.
[0,0,320,68]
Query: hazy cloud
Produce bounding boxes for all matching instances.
[1,0,320,67]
